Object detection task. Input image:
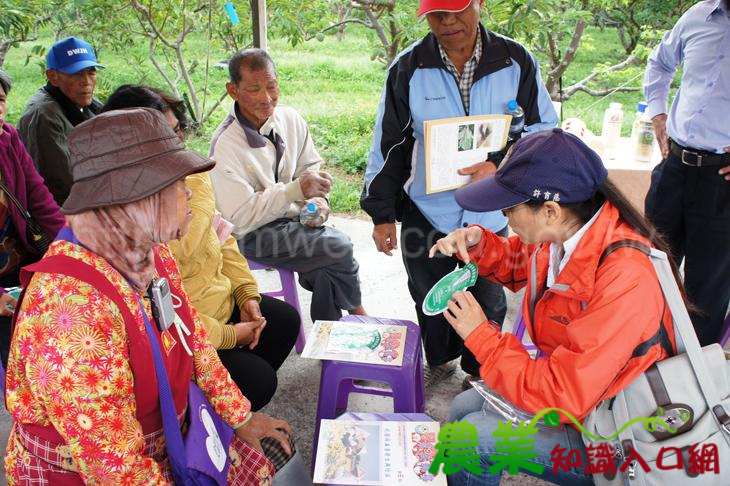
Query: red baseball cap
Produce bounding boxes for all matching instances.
[418,0,472,16]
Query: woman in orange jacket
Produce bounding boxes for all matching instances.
[431,128,682,485]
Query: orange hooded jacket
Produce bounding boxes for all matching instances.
[463,202,675,423]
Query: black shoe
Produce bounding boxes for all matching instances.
[424,362,457,387]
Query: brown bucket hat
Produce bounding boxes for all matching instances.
[62,108,215,214]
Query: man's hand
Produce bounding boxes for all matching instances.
[651,114,670,159]
[429,226,483,263]
[0,293,17,317]
[302,197,330,227]
[299,171,333,198]
[233,319,266,349]
[373,223,398,256]
[443,291,488,340]
[235,412,293,455]
[458,161,497,184]
[720,148,730,182]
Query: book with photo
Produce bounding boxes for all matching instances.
[313,419,447,485]
[424,114,511,194]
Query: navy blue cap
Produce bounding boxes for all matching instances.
[455,128,608,212]
[46,37,104,74]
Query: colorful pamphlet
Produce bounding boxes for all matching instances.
[301,320,408,366]
[422,263,478,316]
[313,419,447,485]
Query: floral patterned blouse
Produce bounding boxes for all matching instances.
[4,239,252,484]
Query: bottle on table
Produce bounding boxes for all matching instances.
[300,202,324,227]
[631,102,655,162]
[601,102,624,149]
[505,99,525,141]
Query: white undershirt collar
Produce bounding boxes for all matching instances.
[548,204,605,288]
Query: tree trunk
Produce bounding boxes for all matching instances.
[0,42,11,69]
[545,19,586,99]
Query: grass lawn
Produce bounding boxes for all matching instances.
[2,24,674,213]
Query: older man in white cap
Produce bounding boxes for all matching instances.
[362,0,557,387]
[18,36,104,205]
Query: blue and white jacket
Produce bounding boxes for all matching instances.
[362,25,558,234]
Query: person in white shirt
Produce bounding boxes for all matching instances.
[209,48,366,321]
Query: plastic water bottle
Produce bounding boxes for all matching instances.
[505,100,525,141]
[601,102,624,149]
[299,202,323,226]
[631,102,655,162]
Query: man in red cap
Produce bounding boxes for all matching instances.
[362,0,557,388]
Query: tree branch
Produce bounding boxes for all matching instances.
[569,54,638,90]
[562,54,641,99]
[565,86,640,97]
[359,6,391,59]
[203,90,230,124]
[129,0,174,48]
[548,19,586,80]
[147,37,179,97]
[302,18,371,41]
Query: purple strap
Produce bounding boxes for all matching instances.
[56,227,190,483]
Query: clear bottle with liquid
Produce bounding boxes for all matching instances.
[299,202,324,226]
[631,102,655,162]
[505,99,525,141]
[601,102,624,149]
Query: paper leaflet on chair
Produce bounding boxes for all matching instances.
[301,320,407,366]
[313,419,447,485]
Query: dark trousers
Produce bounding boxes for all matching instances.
[645,152,730,345]
[401,201,507,375]
[242,219,362,322]
[0,269,20,368]
[217,294,300,411]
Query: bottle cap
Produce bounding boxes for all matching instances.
[422,263,478,316]
[637,101,647,113]
[506,99,518,111]
[609,102,622,110]
[306,202,317,211]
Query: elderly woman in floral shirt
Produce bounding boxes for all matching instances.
[4,108,294,484]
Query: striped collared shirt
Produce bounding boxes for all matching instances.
[438,32,482,114]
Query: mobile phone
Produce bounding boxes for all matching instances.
[149,278,176,331]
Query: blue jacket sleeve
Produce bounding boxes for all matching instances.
[361,62,415,224]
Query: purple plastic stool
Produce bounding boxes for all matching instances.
[312,315,425,472]
[246,259,306,354]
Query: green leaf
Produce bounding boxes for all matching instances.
[656,406,665,416]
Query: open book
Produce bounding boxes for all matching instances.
[424,114,511,194]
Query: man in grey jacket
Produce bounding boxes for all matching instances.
[18,36,103,205]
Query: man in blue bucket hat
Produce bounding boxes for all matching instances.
[18,36,104,205]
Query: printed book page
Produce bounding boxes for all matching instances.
[424,114,511,194]
[301,320,408,366]
[313,420,447,485]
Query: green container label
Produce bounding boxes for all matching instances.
[422,262,479,316]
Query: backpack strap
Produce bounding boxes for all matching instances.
[598,239,674,358]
